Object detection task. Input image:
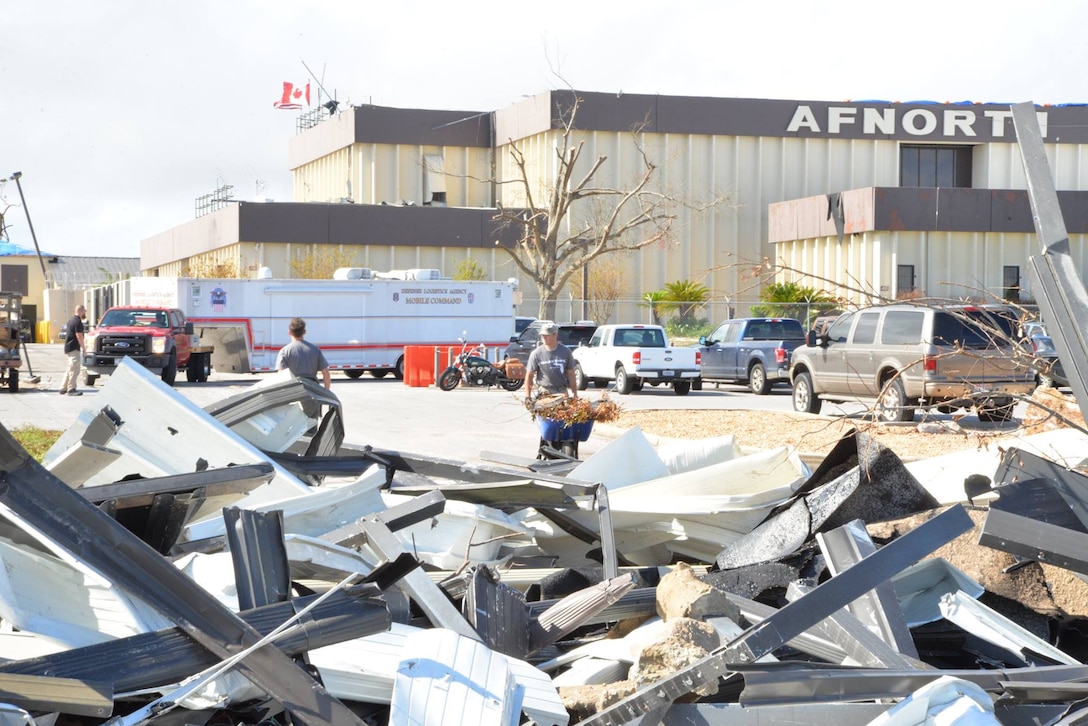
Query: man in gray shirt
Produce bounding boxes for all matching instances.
[276,317,331,389]
[525,322,577,400]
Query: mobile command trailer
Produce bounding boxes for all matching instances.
[95,276,519,379]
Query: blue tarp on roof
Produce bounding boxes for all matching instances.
[0,241,55,257]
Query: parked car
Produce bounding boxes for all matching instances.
[573,324,701,395]
[515,316,537,334]
[789,303,1037,422]
[504,320,598,365]
[1022,321,1068,388]
[695,317,806,394]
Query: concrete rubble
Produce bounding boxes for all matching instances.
[1,357,1088,726]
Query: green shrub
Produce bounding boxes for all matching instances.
[666,317,714,340]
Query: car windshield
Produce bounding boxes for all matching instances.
[100,310,169,328]
[745,320,805,340]
[559,326,597,347]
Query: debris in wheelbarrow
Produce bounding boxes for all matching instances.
[524,393,622,460]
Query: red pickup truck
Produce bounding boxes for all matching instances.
[82,306,213,387]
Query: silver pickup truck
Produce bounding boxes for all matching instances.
[572,324,701,395]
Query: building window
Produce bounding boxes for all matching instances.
[0,264,29,296]
[899,145,972,188]
[897,264,915,296]
[423,154,447,206]
[1003,265,1020,302]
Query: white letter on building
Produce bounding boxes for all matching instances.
[944,110,976,137]
[903,109,938,136]
[863,108,895,135]
[984,110,1013,136]
[828,107,857,133]
[787,105,821,133]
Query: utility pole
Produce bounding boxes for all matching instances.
[8,172,49,287]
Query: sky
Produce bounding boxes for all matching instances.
[4,0,1088,259]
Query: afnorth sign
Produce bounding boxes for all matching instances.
[786,104,1047,139]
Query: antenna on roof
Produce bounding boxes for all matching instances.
[302,59,336,108]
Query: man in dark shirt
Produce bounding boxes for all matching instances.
[61,304,86,396]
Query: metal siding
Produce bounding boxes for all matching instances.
[351,105,491,147]
[990,189,1034,232]
[937,188,992,232]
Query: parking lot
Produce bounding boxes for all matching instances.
[2,344,1027,464]
[0,344,806,462]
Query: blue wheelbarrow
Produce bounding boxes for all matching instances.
[536,417,594,460]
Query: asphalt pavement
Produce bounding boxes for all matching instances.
[1,344,1032,466]
[1,344,795,464]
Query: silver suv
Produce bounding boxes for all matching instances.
[789,303,1036,422]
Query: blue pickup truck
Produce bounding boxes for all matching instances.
[694,317,807,394]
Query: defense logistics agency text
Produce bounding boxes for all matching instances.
[403,287,468,305]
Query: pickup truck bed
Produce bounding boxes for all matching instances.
[695,317,805,394]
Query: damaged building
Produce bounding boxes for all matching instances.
[3,104,1088,725]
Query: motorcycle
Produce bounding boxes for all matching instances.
[438,339,525,392]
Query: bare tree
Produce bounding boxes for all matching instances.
[493,91,726,320]
[570,254,626,324]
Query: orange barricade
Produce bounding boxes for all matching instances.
[403,346,428,387]
[403,345,457,387]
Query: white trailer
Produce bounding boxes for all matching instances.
[97,276,518,379]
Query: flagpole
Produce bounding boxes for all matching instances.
[301,58,334,108]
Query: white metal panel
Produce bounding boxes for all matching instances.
[41,358,313,526]
[390,629,521,726]
[0,536,172,647]
[310,624,568,725]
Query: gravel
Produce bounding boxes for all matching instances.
[613,386,1083,461]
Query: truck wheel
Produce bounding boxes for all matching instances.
[792,372,822,414]
[978,398,1015,423]
[370,370,389,379]
[198,354,211,382]
[877,378,913,422]
[394,356,405,380]
[343,370,364,379]
[674,380,691,396]
[575,363,589,390]
[748,362,771,395]
[615,366,633,395]
[8,368,18,394]
[161,353,178,386]
[186,353,201,383]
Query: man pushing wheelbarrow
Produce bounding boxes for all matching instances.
[524,322,585,459]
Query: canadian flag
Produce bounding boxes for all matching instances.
[273,81,311,110]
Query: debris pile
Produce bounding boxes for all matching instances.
[3,358,1088,725]
[525,392,623,425]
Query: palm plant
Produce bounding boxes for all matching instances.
[751,282,839,327]
[657,280,710,325]
[639,290,668,325]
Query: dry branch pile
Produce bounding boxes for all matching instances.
[525,393,623,425]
